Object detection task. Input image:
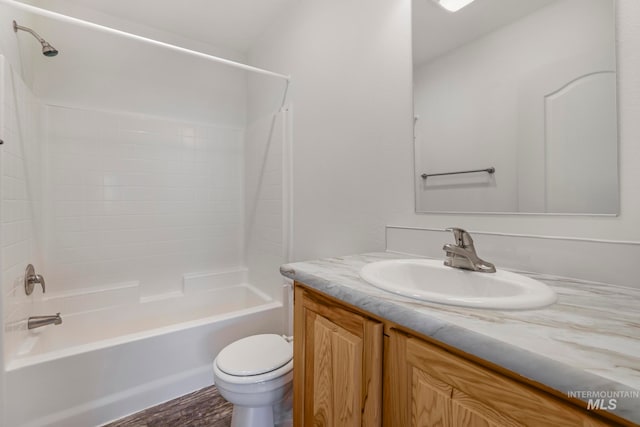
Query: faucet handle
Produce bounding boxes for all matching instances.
[445,227,473,247]
[24,264,46,295]
[35,274,45,293]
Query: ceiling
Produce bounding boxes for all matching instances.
[30,0,297,52]
[413,0,558,65]
[23,0,559,67]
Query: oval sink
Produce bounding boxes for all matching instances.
[359,259,557,310]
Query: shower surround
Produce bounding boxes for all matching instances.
[43,104,246,299]
[0,24,289,422]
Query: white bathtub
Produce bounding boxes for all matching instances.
[5,284,283,427]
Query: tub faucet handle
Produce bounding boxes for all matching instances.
[24,264,46,295]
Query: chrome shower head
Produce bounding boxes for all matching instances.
[13,20,58,57]
[41,41,58,57]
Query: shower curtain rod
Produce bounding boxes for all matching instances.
[1,0,291,81]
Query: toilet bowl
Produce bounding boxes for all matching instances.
[213,334,293,427]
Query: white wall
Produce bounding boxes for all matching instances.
[413,0,616,214]
[248,0,414,262]
[249,0,640,268]
[0,3,37,87]
[28,0,248,125]
[43,105,245,298]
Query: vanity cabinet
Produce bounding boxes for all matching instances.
[294,282,630,427]
[385,329,614,427]
[293,285,383,426]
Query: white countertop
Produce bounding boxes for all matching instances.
[281,252,640,424]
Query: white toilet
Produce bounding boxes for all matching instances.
[213,334,294,427]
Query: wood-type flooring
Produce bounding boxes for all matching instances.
[104,385,232,427]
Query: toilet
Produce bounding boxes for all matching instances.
[213,334,293,427]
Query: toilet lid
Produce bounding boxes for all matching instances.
[216,334,293,376]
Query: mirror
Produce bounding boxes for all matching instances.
[413,0,618,214]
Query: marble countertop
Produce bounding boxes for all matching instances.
[280,252,640,424]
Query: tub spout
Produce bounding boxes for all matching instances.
[28,313,62,330]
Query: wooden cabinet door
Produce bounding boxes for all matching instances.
[294,285,383,427]
[412,368,454,426]
[450,389,520,427]
[384,329,616,427]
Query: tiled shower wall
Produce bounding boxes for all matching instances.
[1,56,43,362]
[43,105,245,299]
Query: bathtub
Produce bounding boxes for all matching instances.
[4,283,283,427]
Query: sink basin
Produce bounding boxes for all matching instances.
[359,259,557,310]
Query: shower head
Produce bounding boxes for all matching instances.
[13,20,58,57]
[41,41,58,57]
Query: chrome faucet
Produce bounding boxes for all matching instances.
[443,228,496,273]
[28,313,62,330]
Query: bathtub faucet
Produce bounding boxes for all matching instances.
[28,313,62,330]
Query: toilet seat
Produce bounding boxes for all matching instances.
[217,334,292,376]
[214,358,293,385]
[213,334,293,385]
